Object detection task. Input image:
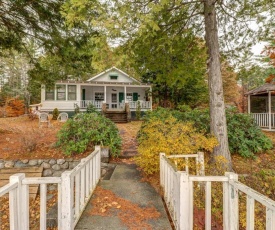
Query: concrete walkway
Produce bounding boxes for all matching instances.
[75,163,172,230]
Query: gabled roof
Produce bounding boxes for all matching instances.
[87,66,140,83]
[246,83,275,95]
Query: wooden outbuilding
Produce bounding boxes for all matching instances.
[246,83,275,130]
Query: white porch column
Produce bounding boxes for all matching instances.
[248,95,251,114]
[104,85,107,103]
[41,85,46,102]
[268,91,272,130]
[124,86,127,102]
[76,84,81,101]
[150,86,153,111]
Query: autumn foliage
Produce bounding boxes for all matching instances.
[136,113,218,175]
[5,98,25,117]
[265,74,275,83]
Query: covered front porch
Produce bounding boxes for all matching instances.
[247,83,275,131]
[41,81,152,112]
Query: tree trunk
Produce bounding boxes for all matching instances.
[204,0,232,169]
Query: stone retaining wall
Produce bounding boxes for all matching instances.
[0,158,111,178]
[0,159,80,177]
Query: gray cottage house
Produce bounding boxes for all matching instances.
[39,67,152,122]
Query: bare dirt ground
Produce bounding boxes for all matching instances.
[0,116,143,160]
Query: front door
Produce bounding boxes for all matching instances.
[111,93,117,109]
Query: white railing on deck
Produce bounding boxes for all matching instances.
[160,153,275,230]
[79,100,102,109]
[129,101,151,110]
[0,146,101,230]
[251,113,275,128]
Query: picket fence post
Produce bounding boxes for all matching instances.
[61,171,74,230]
[9,173,29,230]
[178,171,190,230]
[226,172,239,230]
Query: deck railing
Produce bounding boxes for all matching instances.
[79,100,102,109]
[129,101,151,110]
[0,146,101,230]
[160,153,275,230]
[251,113,275,129]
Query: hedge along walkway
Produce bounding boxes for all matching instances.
[76,121,172,229]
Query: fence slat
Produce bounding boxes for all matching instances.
[223,181,229,230]
[205,181,211,230]
[246,196,254,230]
[75,173,80,217]
[40,184,47,230]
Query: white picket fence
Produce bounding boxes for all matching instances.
[0,146,101,230]
[160,153,275,230]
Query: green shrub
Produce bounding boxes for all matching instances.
[86,103,99,114]
[52,108,59,120]
[56,113,121,156]
[226,108,273,157]
[74,103,80,114]
[142,107,273,158]
[136,101,141,120]
[178,107,273,158]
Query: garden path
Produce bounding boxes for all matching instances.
[116,121,141,158]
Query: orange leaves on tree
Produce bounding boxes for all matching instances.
[265,74,275,83]
[5,98,25,117]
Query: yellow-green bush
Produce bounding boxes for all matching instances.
[136,115,218,174]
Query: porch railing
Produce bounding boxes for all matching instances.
[0,146,101,230]
[79,100,102,109]
[129,101,151,109]
[251,113,275,129]
[160,153,275,230]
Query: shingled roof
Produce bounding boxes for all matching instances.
[246,83,275,95]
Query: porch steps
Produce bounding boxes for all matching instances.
[104,111,128,123]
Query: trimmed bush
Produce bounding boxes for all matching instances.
[56,113,121,156]
[52,108,59,120]
[136,114,218,174]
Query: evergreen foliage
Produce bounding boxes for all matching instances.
[52,108,59,120]
[141,107,273,158]
[56,113,121,157]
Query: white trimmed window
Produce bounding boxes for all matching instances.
[95,92,104,101]
[68,85,76,100]
[45,87,54,100]
[56,85,66,100]
[126,93,133,101]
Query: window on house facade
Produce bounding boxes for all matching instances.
[68,85,76,100]
[95,92,104,101]
[126,93,133,101]
[110,75,118,80]
[45,87,54,100]
[56,85,66,100]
